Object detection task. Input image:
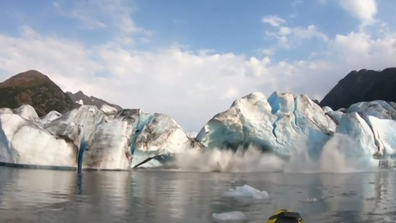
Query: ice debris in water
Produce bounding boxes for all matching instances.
[303,196,332,203]
[212,211,246,221]
[305,198,318,203]
[222,184,269,200]
[383,217,396,222]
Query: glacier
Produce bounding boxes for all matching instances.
[0,104,201,170]
[1,92,396,171]
[196,92,336,162]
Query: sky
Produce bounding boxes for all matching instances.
[0,0,395,131]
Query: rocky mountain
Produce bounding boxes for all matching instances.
[320,68,396,110]
[0,70,122,116]
[66,90,122,110]
[0,70,74,116]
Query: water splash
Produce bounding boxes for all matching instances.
[316,133,380,173]
[172,146,285,172]
[171,134,382,173]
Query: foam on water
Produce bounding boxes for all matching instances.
[172,133,383,173]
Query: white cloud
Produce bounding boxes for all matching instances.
[329,31,396,68]
[265,24,328,48]
[259,49,274,55]
[338,0,377,24]
[261,15,286,27]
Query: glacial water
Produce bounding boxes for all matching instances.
[0,166,396,223]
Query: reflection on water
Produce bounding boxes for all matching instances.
[0,167,395,223]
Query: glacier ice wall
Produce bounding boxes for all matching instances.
[0,113,80,167]
[196,92,336,161]
[1,92,396,171]
[196,93,396,169]
[0,104,201,170]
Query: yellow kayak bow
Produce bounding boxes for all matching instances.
[265,209,303,223]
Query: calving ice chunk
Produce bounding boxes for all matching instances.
[196,92,336,161]
[333,112,378,167]
[323,99,396,165]
[196,92,396,170]
[131,113,202,168]
[1,91,396,171]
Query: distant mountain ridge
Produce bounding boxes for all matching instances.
[2,67,395,118]
[66,90,122,110]
[0,70,121,116]
[320,67,396,110]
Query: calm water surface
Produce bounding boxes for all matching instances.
[0,167,395,223]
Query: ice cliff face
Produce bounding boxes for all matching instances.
[196,92,396,168]
[1,92,396,171]
[325,101,396,160]
[196,92,336,161]
[0,104,200,170]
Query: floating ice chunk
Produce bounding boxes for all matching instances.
[212,211,246,221]
[222,184,269,200]
[383,217,396,222]
[303,196,332,203]
[305,198,318,203]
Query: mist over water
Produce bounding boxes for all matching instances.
[173,134,382,173]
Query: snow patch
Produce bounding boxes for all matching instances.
[76,99,84,105]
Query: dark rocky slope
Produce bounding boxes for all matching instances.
[320,68,396,110]
[0,70,74,116]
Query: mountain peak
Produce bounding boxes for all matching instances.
[0,70,53,88]
[0,70,74,116]
[74,90,85,97]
